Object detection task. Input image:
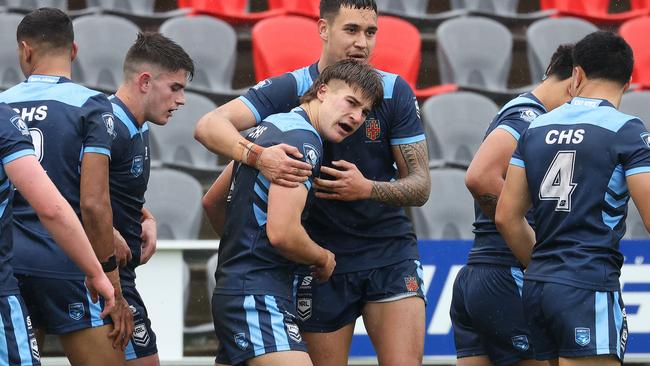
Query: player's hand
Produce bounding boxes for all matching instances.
[258,144,312,188]
[85,272,115,318]
[140,217,157,265]
[113,228,132,268]
[105,269,134,350]
[312,250,336,283]
[314,160,372,201]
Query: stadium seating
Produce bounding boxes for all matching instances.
[540,0,648,25]
[620,91,650,127]
[411,169,475,240]
[148,92,223,172]
[160,15,243,103]
[526,17,597,83]
[375,0,467,31]
[145,169,203,240]
[177,0,286,26]
[84,0,190,29]
[420,91,498,168]
[625,199,650,239]
[450,0,555,24]
[267,0,319,18]
[0,13,25,90]
[3,0,67,13]
[619,17,650,89]
[72,14,140,92]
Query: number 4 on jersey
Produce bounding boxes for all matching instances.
[539,150,577,212]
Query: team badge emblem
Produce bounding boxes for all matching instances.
[68,303,85,321]
[131,155,144,177]
[252,79,272,90]
[404,276,419,292]
[575,327,591,346]
[365,118,381,141]
[640,132,650,148]
[519,109,539,122]
[234,333,249,350]
[133,323,150,347]
[303,143,319,168]
[286,322,302,343]
[10,115,29,136]
[30,337,40,361]
[511,335,529,351]
[297,297,312,321]
[102,113,116,137]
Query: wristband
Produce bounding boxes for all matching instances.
[101,255,117,273]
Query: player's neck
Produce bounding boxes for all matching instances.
[115,87,146,127]
[302,100,321,132]
[574,80,626,109]
[28,57,72,79]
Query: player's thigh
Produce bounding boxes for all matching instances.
[515,359,555,366]
[126,353,159,366]
[559,355,620,366]
[456,355,492,366]
[302,323,355,366]
[362,296,425,366]
[59,325,124,366]
[247,350,313,366]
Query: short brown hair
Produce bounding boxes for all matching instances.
[123,32,194,81]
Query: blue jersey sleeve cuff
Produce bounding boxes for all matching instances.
[83,146,111,157]
[496,125,521,141]
[510,157,525,168]
[2,149,35,165]
[390,134,426,145]
[625,166,650,176]
[238,96,262,125]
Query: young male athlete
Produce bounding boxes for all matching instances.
[452,45,575,366]
[195,1,430,364]
[109,32,194,366]
[496,31,646,366]
[203,60,383,366]
[0,102,115,366]
[0,8,132,365]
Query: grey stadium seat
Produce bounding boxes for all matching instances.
[148,92,221,171]
[4,0,67,12]
[527,17,597,83]
[376,0,428,15]
[625,199,649,239]
[72,14,139,92]
[436,16,512,91]
[620,91,650,129]
[411,169,475,240]
[450,0,554,24]
[0,13,24,89]
[84,0,189,28]
[374,0,466,31]
[421,92,498,167]
[144,169,203,240]
[160,16,238,96]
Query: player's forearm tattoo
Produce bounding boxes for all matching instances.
[370,140,430,207]
[476,193,499,221]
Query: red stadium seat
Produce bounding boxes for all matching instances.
[540,0,648,24]
[619,17,650,88]
[267,0,320,19]
[177,0,286,25]
[631,0,650,10]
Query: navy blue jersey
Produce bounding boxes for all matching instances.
[109,96,151,284]
[0,75,114,280]
[240,62,424,273]
[468,93,545,267]
[0,104,35,295]
[215,108,322,298]
[511,97,650,291]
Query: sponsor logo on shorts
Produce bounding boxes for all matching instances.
[234,333,249,350]
[511,335,529,351]
[68,303,85,321]
[286,321,302,343]
[575,327,591,346]
[297,297,312,321]
[404,276,419,292]
[132,323,150,347]
[300,275,313,288]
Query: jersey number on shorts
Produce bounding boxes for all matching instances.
[539,150,577,212]
[28,128,44,162]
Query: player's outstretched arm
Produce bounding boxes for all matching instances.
[139,207,157,265]
[202,162,234,237]
[495,165,535,266]
[627,172,650,233]
[466,129,519,220]
[5,154,115,317]
[266,184,335,282]
[315,140,431,207]
[194,100,311,187]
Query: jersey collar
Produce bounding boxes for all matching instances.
[309,62,319,81]
[570,97,614,109]
[109,95,147,135]
[26,75,71,84]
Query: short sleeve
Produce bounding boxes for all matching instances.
[281,129,322,191]
[495,107,542,142]
[388,76,425,145]
[0,105,35,165]
[615,118,650,176]
[239,74,301,125]
[510,131,527,168]
[81,94,113,157]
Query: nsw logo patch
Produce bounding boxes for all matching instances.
[234,333,249,350]
[511,335,529,351]
[575,327,591,346]
[68,303,85,321]
[131,155,144,177]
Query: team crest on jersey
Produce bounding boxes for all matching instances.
[640,132,650,148]
[297,297,312,321]
[303,143,319,168]
[575,327,591,346]
[519,108,539,122]
[234,333,249,350]
[131,155,144,177]
[133,323,150,347]
[511,335,529,351]
[68,303,84,320]
[365,118,381,141]
[404,276,419,292]
[252,79,272,90]
[10,115,29,136]
[286,321,302,343]
[102,113,116,138]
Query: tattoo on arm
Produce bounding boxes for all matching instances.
[370,140,431,207]
[476,193,499,221]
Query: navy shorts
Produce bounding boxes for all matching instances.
[450,264,534,366]
[122,284,158,361]
[16,274,111,334]
[0,294,41,365]
[294,259,426,332]
[212,294,307,365]
[523,280,628,362]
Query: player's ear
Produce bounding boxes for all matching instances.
[70,42,78,62]
[137,72,152,92]
[317,83,328,102]
[570,66,584,97]
[318,19,329,42]
[17,41,31,64]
